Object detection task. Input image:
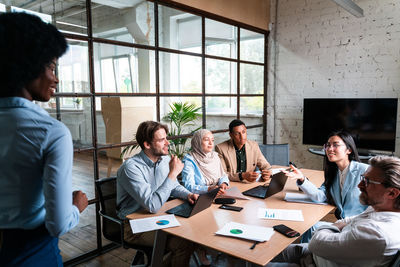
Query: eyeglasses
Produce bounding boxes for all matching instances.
[360,175,385,187]
[323,143,345,150]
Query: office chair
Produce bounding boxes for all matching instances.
[390,250,400,267]
[259,143,290,166]
[95,177,153,267]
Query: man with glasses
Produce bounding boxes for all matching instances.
[267,155,400,267]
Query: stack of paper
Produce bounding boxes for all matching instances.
[215,222,274,242]
[129,214,180,234]
[284,192,328,205]
[257,208,304,221]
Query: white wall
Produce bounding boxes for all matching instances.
[267,0,400,170]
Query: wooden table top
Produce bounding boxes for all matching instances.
[127,167,334,266]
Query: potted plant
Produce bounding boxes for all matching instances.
[162,102,202,159]
[74,98,82,109]
[121,102,201,159]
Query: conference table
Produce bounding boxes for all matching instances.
[126,167,335,266]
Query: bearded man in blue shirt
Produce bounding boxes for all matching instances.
[117,120,197,266]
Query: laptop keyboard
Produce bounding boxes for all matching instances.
[243,185,269,198]
[167,202,193,217]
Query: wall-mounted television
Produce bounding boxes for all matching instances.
[303,98,398,152]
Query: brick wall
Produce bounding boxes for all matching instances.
[267,0,400,170]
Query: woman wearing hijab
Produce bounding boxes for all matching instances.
[181,129,229,265]
[182,129,230,194]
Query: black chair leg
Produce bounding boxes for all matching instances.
[131,250,146,266]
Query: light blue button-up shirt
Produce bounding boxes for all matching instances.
[0,97,80,236]
[117,150,191,219]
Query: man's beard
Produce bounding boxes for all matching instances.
[151,146,168,157]
[359,191,368,205]
[359,190,380,206]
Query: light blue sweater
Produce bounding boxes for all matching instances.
[182,154,230,194]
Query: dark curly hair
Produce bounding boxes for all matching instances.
[0,12,67,97]
[229,119,246,133]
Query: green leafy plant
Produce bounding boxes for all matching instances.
[121,102,201,159]
[74,98,82,105]
[162,102,201,159]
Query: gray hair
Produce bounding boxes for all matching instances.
[369,155,400,209]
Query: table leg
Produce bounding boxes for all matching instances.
[151,230,167,267]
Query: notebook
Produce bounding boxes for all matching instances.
[242,171,288,199]
[166,187,219,218]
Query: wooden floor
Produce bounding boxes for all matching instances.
[60,151,135,266]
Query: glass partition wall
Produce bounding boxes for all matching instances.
[0,0,268,264]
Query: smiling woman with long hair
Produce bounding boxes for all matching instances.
[284,130,369,242]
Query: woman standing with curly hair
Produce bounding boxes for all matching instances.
[0,12,88,266]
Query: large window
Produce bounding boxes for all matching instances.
[2,0,267,264]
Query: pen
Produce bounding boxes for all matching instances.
[250,241,260,250]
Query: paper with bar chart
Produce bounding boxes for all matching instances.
[257,208,304,221]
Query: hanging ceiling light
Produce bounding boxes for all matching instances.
[331,0,364,17]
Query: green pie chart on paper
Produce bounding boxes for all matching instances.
[230,229,243,234]
[156,220,170,226]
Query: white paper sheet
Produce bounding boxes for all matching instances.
[215,222,274,242]
[219,186,250,200]
[257,208,304,221]
[284,192,328,205]
[255,168,287,182]
[129,214,180,234]
[271,168,286,175]
[255,170,262,182]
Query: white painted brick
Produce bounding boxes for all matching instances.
[268,0,400,170]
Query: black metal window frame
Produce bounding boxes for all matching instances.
[44,0,269,265]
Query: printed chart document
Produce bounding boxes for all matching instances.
[220,186,250,200]
[257,208,304,221]
[215,222,274,242]
[129,214,180,234]
[284,192,328,205]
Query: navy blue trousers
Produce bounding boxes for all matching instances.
[0,224,63,267]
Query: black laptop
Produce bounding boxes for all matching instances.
[166,187,219,218]
[242,171,288,199]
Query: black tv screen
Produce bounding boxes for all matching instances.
[303,98,398,152]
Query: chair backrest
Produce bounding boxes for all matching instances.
[95,176,121,243]
[390,250,400,267]
[259,143,290,166]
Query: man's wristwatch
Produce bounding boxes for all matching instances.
[239,172,243,181]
